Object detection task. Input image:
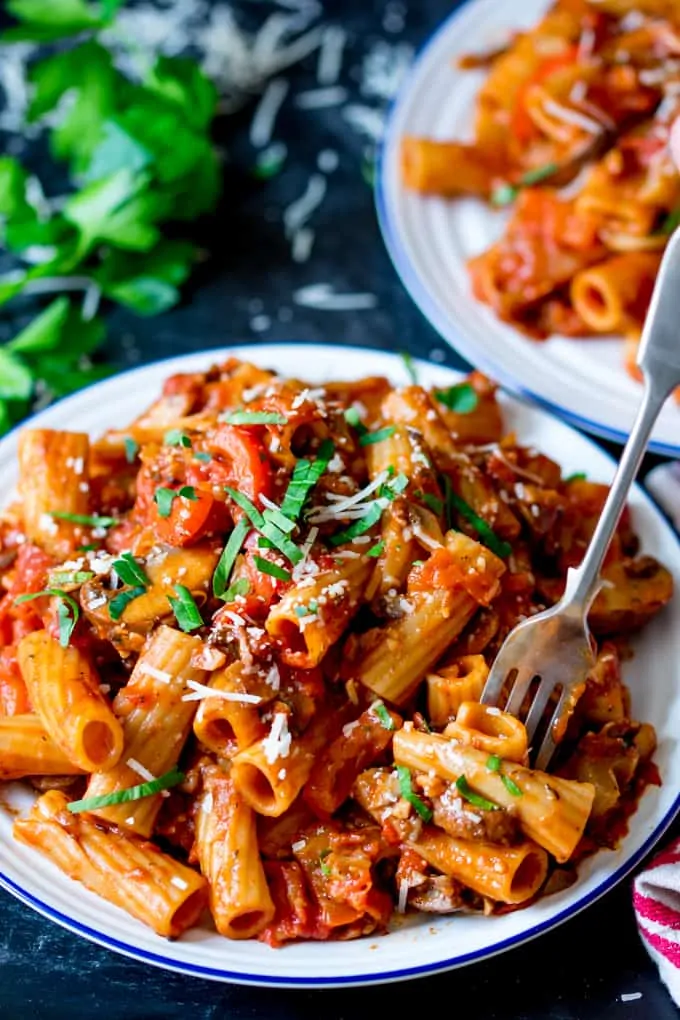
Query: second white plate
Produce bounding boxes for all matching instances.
[377,0,680,458]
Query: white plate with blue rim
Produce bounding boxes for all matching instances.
[0,343,679,987]
[376,0,680,459]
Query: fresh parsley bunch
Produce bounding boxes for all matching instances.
[0,0,221,434]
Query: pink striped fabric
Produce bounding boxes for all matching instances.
[634,837,680,1003]
[632,465,680,1001]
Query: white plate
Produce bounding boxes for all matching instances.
[376,0,680,458]
[1,343,679,987]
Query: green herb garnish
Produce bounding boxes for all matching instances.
[359,425,397,447]
[123,436,139,463]
[112,552,149,588]
[396,764,432,822]
[221,411,288,426]
[164,429,192,448]
[67,766,185,814]
[49,570,94,586]
[491,162,560,207]
[564,472,587,483]
[221,577,250,602]
[455,775,499,812]
[501,773,523,797]
[213,517,249,599]
[14,588,80,647]
[280,439,334,520]
[434,382,479,414]
[167,584,203,632]
[319,847,332,877]
[328,502,384,547]
[421,492,444,515]
[253,556,292,582]
[109,585,146,621]
[400,351,418,384]
[193,451,212,463]
[225,487,302,565]
[486,754,502,773]
[366,540,385,558]
[445,486,512,558]
[372,701,395,731]
[344,406,368,437]
[51,511,117,527]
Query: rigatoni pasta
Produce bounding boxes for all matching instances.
[400,0,680,392]
[0,357,670,946]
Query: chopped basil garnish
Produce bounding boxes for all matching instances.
[67,767,185,813]
[501,773,523,798]
[14,589,80,647]
[154,487,176,518]
[564,471,586,483]
[221,577,250,602]
[319,847,332,877]
[366,540,385,558]
[49,571,94,586]
[123,437,139,463]
[280,438,334,520]
[344,406,368,437]
[444,483,512,558]
[51,512,117,527]
[329,502,384,547]
[154,485,197,519]
[455,775,499,812]
[396,765,432,822]
[253,556,292,582]
[492,162,560,207]
[109,585,146,621]
[434,382,479,414]
[164,429,192,448]
[213,518,250,599]
[372,701,395,730]
[225,487,302,565]
[221,411,288,425]
[421,492,444,515]
[168,585,204,632]
[112,552,149,589]
[400,350,418,385]
[359,425,397,447]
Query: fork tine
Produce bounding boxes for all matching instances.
[480,661,510,707]
[504,666,536,718]
[534,687,570,771]
[523,681,556,744]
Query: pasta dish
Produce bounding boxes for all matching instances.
[401,0,680,388]
[0,358,673,944]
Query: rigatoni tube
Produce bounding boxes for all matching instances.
[14,790,208,938]
[194,768,274,938]
[17,631,123,772]
[82,625,205,836]
[393,726,595,862]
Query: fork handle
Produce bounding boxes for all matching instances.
[562,229,680,611]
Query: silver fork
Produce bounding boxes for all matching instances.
[481,228,680,771]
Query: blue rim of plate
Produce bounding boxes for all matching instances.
[0,342,679,987]
[375,1,680,461]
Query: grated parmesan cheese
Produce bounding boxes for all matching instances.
[139,664,172,684]
[126,758,156,782]
[262,713,292,763]
[181,679,262,704]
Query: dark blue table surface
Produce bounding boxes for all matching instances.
[1,1,678,1017]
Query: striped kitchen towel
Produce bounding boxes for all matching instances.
[634,840,680,1006]
[632,462,680,1004]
